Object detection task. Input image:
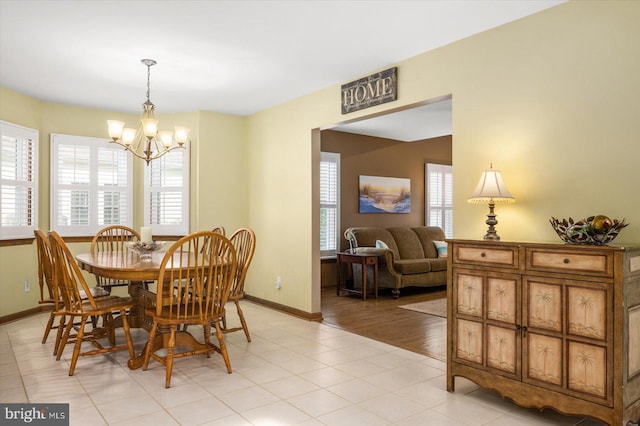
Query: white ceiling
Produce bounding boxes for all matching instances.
[0,0,565,139]
[333,99,453,142]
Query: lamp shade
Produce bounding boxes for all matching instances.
[468,168,515,204]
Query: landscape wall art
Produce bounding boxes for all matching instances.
[359,175,411,213]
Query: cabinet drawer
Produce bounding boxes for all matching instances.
[453,244,519,269]
[526,248,613,277]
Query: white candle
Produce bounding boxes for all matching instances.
[140,227,152,243]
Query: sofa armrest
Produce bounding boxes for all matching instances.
[353,247,388,256]
[354,247,401,278]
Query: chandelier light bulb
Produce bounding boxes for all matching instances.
[141,118,158,138]
[122,128,136,145]
[175,126,190,145]
[107,120,124,141]
[158,130,174,148]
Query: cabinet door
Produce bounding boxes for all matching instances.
[452,268,521,378]
[523,276,613,406]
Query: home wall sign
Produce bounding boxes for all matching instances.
[341,67,397,114]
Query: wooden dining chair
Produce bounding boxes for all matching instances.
[48,231,136,376]
[220,228,256,342]
[142,231,237,388]
[35,229,109,353]
[91,225,141,293]
[177,225,228,333]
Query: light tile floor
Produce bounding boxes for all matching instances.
[0,302,605,425]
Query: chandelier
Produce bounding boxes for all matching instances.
[107,59,189,165]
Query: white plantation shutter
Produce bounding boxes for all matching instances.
[320,152,340,255]
[50,134,132,236]
[144,147,189,235]
[425,163,453,238]
[0,121,38,239]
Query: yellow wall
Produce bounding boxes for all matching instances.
[244,0,640,314]
[0,88,247,316]
[194,111,248,233]
[2,1,639,318]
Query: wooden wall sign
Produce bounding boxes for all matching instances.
[341,67,397,114]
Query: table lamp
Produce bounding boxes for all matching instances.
[468,164,515,240]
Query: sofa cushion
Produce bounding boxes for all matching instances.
[412,227,446,258]
[388,227,425,259]
[394,259,431,274]
[433,240,448,258]
[428,258,448,272]
[375,239,389,249]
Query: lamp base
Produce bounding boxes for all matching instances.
[483,233,501,241]
[483,201,501,241]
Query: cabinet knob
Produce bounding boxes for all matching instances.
[480,252,486,258]
[563,258,570,264]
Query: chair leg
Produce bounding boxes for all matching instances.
[120,310,135,360]
[203,322,212,358]
[165,328,176,388]
[42,311,56,344]
[235,300,251,342]
[105,313,115,346]
[142,323,158,371]
[214,320,232,374]
[53,314,65,356]
[56,316,74,360]
[68,317,87,376]
[221,311,227,330]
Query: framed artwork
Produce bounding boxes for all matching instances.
[359,175,410,213]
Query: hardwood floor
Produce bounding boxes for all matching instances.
[320,285,447,361]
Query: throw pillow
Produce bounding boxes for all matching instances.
[433,240,448,258]
[375,240,389,249]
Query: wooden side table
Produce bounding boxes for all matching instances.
[336,252,378,300]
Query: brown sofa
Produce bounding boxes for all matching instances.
[343,226,447,298]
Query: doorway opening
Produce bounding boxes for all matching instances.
[315,95,453,317]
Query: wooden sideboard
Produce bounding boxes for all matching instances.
[446,240,640,426]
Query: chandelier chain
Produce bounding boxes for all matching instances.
[146,62,151,103]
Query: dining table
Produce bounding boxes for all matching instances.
[76,249,215,370]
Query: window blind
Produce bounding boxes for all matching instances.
[425,163,453,238]
[50,134,132,236]
[320,152,340,255]
[0,121,38,239]
[144,147,189,235]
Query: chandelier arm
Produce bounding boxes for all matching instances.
[109,139,188,164]
[110,140,151,161]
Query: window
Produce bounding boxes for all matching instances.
[320,152,340,256]
[50,134,132,236]
[144,147,189,236]
[425,163,453,238]
[0,121,38,239]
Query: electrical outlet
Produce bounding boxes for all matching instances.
[24,280,30,292]
[275,276,282,289]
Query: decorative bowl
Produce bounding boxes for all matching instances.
[549,216,628,245]
[126,241,166,260]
